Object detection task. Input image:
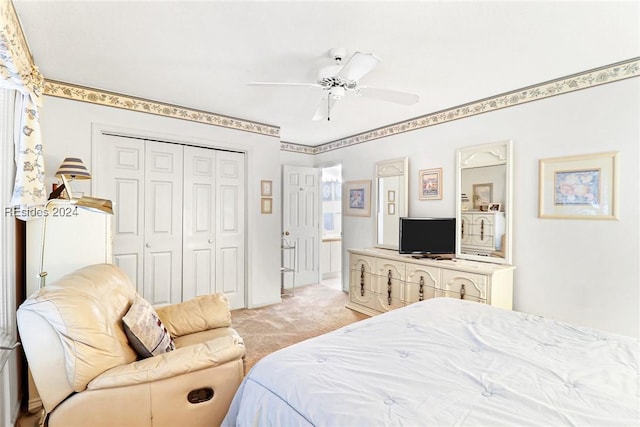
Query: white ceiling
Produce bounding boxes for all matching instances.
[13,1,640,146]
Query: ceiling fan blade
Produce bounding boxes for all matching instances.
[358,86,420,105]
[312,94,338,121]
[247,82,322,88]
[336,52,381,82]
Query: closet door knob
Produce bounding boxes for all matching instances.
[145,243,151,248]
[208,239,213,244]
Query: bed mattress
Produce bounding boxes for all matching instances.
[222,298,639,426]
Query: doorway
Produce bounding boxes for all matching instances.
[320,164,342,291]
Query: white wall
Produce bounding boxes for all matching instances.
[312,78,639,338]
[39,96,283,308]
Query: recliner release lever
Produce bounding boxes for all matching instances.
[187,387,214,404]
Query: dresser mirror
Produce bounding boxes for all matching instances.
[456,140,513,265]
[375,157,409,250]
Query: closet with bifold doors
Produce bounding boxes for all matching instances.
[95,133,245,309]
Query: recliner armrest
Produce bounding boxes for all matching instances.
[155,294,231,337]
[87,335,245,390]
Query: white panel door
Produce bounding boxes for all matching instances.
[182,146,216,301]
[96,134,145,293]
[144,141,184,306]
[282,165,320,286]
[215,151,245,309]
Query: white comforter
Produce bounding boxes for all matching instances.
[223,298,639,426]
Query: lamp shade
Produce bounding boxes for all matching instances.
[55,158,91,180]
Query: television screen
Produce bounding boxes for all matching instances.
[399,217,456,255]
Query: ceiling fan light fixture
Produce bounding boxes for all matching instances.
[248,47,419,121]
[330,87,345,99]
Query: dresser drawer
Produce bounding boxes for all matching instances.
[373,273,403,297]
[350,254,376,274]
[349,267,375,295]
[349,281,375,309]
[468,234,495,248]
[405,263,440,286]
[440,269,488,302]
[374,258,405,281]
[404,262,439,303]
[404,281,436,303]
[372,293,405,313]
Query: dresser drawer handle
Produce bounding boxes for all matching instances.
[419,276,425,301]
[387,269,392,305]
[460,283,466,299]
[360,264,365,296]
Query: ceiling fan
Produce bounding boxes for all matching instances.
[248,48,420,121]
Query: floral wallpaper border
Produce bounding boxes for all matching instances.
[43,79,280,138]
[282,57,639,155]
[41,57,638,153]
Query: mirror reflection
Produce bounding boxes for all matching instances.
[456,141,512,265]
[460,165,506,258]
[375,158,408,249]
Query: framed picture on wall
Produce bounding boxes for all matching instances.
[472,183,493,209]
[539,151,618,219]
[260,180,272,197]
[344,180,371,217]
[260,197,272,214]
[419,168,443,200]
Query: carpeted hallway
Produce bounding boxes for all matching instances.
[231,279,368,373]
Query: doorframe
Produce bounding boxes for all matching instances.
[91,123,249,308]
[317,161,344,291]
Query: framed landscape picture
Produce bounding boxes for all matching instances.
[538,151,618,219]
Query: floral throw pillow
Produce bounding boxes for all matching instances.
[122,296,175,359]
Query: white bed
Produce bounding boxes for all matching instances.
[222,298,639,426]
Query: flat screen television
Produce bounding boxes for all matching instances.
[398,217,456,255]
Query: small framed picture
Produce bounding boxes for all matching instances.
[344,180,371,217]
[419,168,443,200]
[260,180,272,197]
[260,197,272,214]
[488,202,501,212]
[387,203,395,215]
[388,190,395,202]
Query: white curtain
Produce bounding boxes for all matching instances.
[0,0,46,208]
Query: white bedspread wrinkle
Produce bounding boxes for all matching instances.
[223,298,639,427]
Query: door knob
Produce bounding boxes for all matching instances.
[284,231,290,236]
[145,243,151,248]
[208,239,212,244]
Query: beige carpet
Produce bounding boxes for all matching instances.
[231,281,367,373]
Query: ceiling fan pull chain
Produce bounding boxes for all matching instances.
[327,94,331,121]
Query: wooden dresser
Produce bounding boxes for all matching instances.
[347,248,514,317]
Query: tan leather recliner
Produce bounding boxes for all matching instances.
[17,263,246,427]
